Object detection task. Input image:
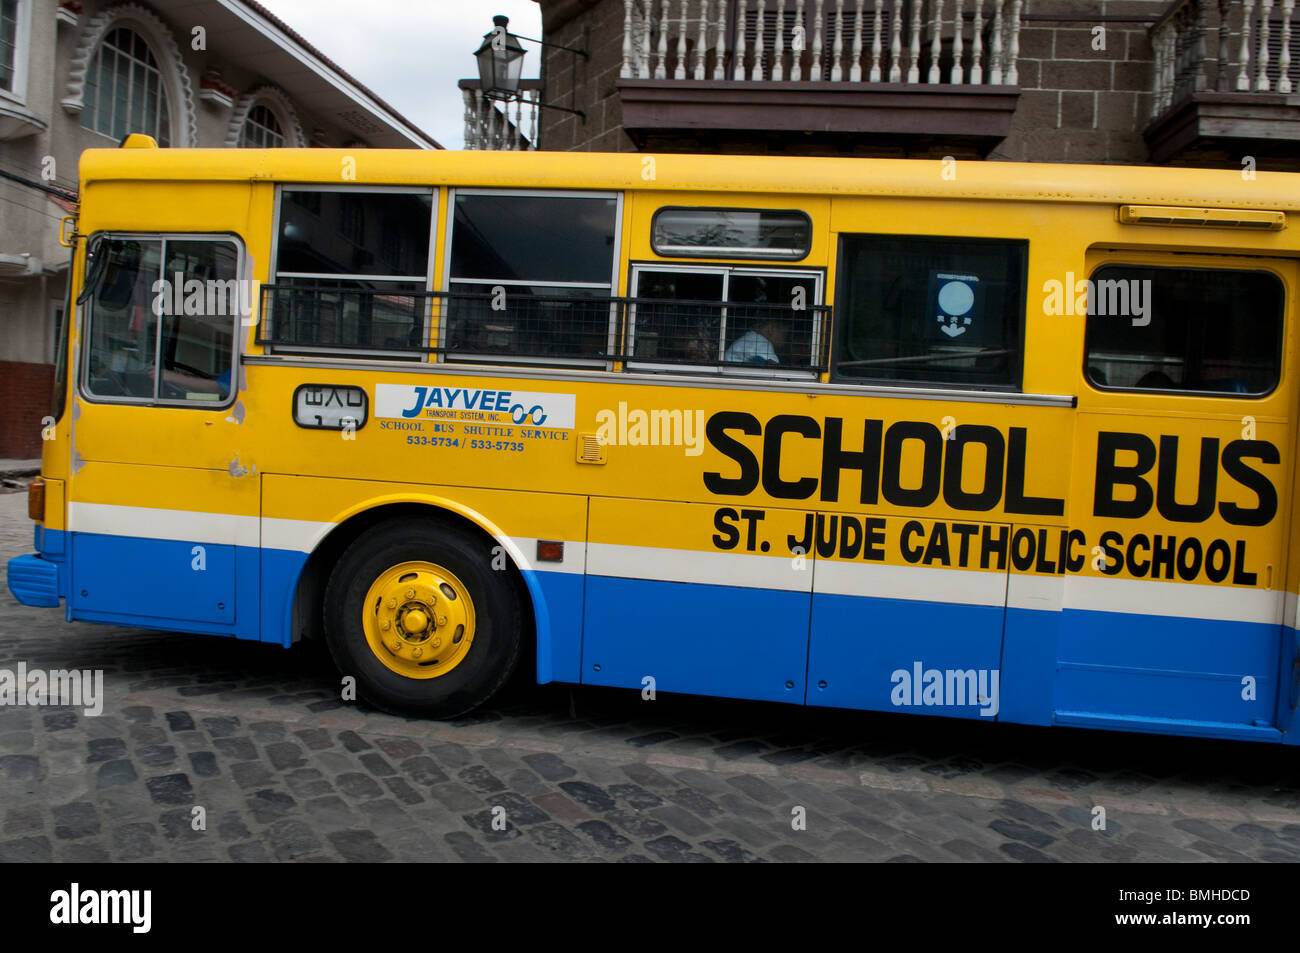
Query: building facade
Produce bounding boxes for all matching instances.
[462,0,1299,169]
[0,0,438,459]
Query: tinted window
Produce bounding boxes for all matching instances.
[450,193,617,284]
[445,192,619,363]
[834,235,1026,389]
[652,207,811,260]
[277,190,432,277]
[1084,265,1283,396]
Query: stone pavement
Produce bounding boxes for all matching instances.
[1,489,1298,863]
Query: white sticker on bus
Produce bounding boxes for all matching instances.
[374,384,576,430]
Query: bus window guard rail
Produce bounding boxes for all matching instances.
[255,284,832,373]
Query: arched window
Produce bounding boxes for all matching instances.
[240,103,284,148]
[81,26,171,144]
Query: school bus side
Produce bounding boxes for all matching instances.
[16,147,1300,742]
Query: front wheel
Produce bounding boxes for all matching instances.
[323,517,523,717]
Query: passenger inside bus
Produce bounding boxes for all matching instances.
[724,317,786,364]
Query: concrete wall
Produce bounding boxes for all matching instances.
[0,0,397,458]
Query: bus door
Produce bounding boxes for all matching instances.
[1060,255,1296,739]
[67,233,257,637]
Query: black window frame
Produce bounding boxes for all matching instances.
[830,232,1029,393]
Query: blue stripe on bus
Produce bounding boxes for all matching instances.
[1055,608,1281,726]
[581,575,809,704]
[523,568,584,686]
[807,593,1006,718]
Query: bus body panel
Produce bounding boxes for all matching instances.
[9,147,1300,741]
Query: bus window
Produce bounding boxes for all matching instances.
[630,268,724,364]
[83,235,239,404]
[833,235,1027,390]
[1083,265,1283,396]
[269,188,434,353]
[629,265,823,371]
[83,238,162,400]
[444,190,619,363]
[651,207,811,260]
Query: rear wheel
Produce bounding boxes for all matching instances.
[323,517,522,717]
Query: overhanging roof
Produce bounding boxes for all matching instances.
[156,0,441,149]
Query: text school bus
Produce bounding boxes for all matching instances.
[8,138,1300,742]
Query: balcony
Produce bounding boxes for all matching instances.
[459,79,542,150]
[614,0,1024,157]
[1146,0,1300,167]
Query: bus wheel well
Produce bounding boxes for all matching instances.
[290,503,534,654]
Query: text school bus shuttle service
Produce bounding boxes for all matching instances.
[9,138,1300,744]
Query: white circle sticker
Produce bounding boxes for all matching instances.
[938,280,975,317]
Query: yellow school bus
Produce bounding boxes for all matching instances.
[9,136,1300,742]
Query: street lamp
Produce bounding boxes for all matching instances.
[474,15,526,98]
[472,15,588,120]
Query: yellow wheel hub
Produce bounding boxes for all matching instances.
[361,560,475,678]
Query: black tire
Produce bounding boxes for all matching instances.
[323,516,523,717]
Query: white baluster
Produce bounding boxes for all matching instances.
[929,0,944,83]
[890,0,903,81]
[774,0,786,80]
[870,0,883,81]
[851,0,865,81]
[513,95,524,150]
[1150,21,1165,117]
[638,1,652,77]
[1257,0,1273,90]
[951,0,964,83]
[832,0,845,81]
[713,0,728,78]
[1238,0,1255,90]
[752,0,767,80]
[622,0,635,77]
[655,0,669,78]
[675,0,689,78]
[990,0,1004,84]
[462,89,475,149]
[696,0,708,78]
[1217,0,1232,91]
[812,0,825,79]
[908,0,922,82]
[735,0,748,78]
[1005,0,1021,84]
[1169,22,1180,110]
[793,0,806,80]
[1280,0,1294,93]
[476,91,486,149]
[971,0,983,84]
[528,90,538,149]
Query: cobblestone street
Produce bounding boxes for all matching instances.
[1,489,1299,863]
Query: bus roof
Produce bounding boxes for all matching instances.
[78,147,1300,212]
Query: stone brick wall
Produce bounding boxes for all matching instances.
[540,0,639,152]
[990,0,1164,164]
